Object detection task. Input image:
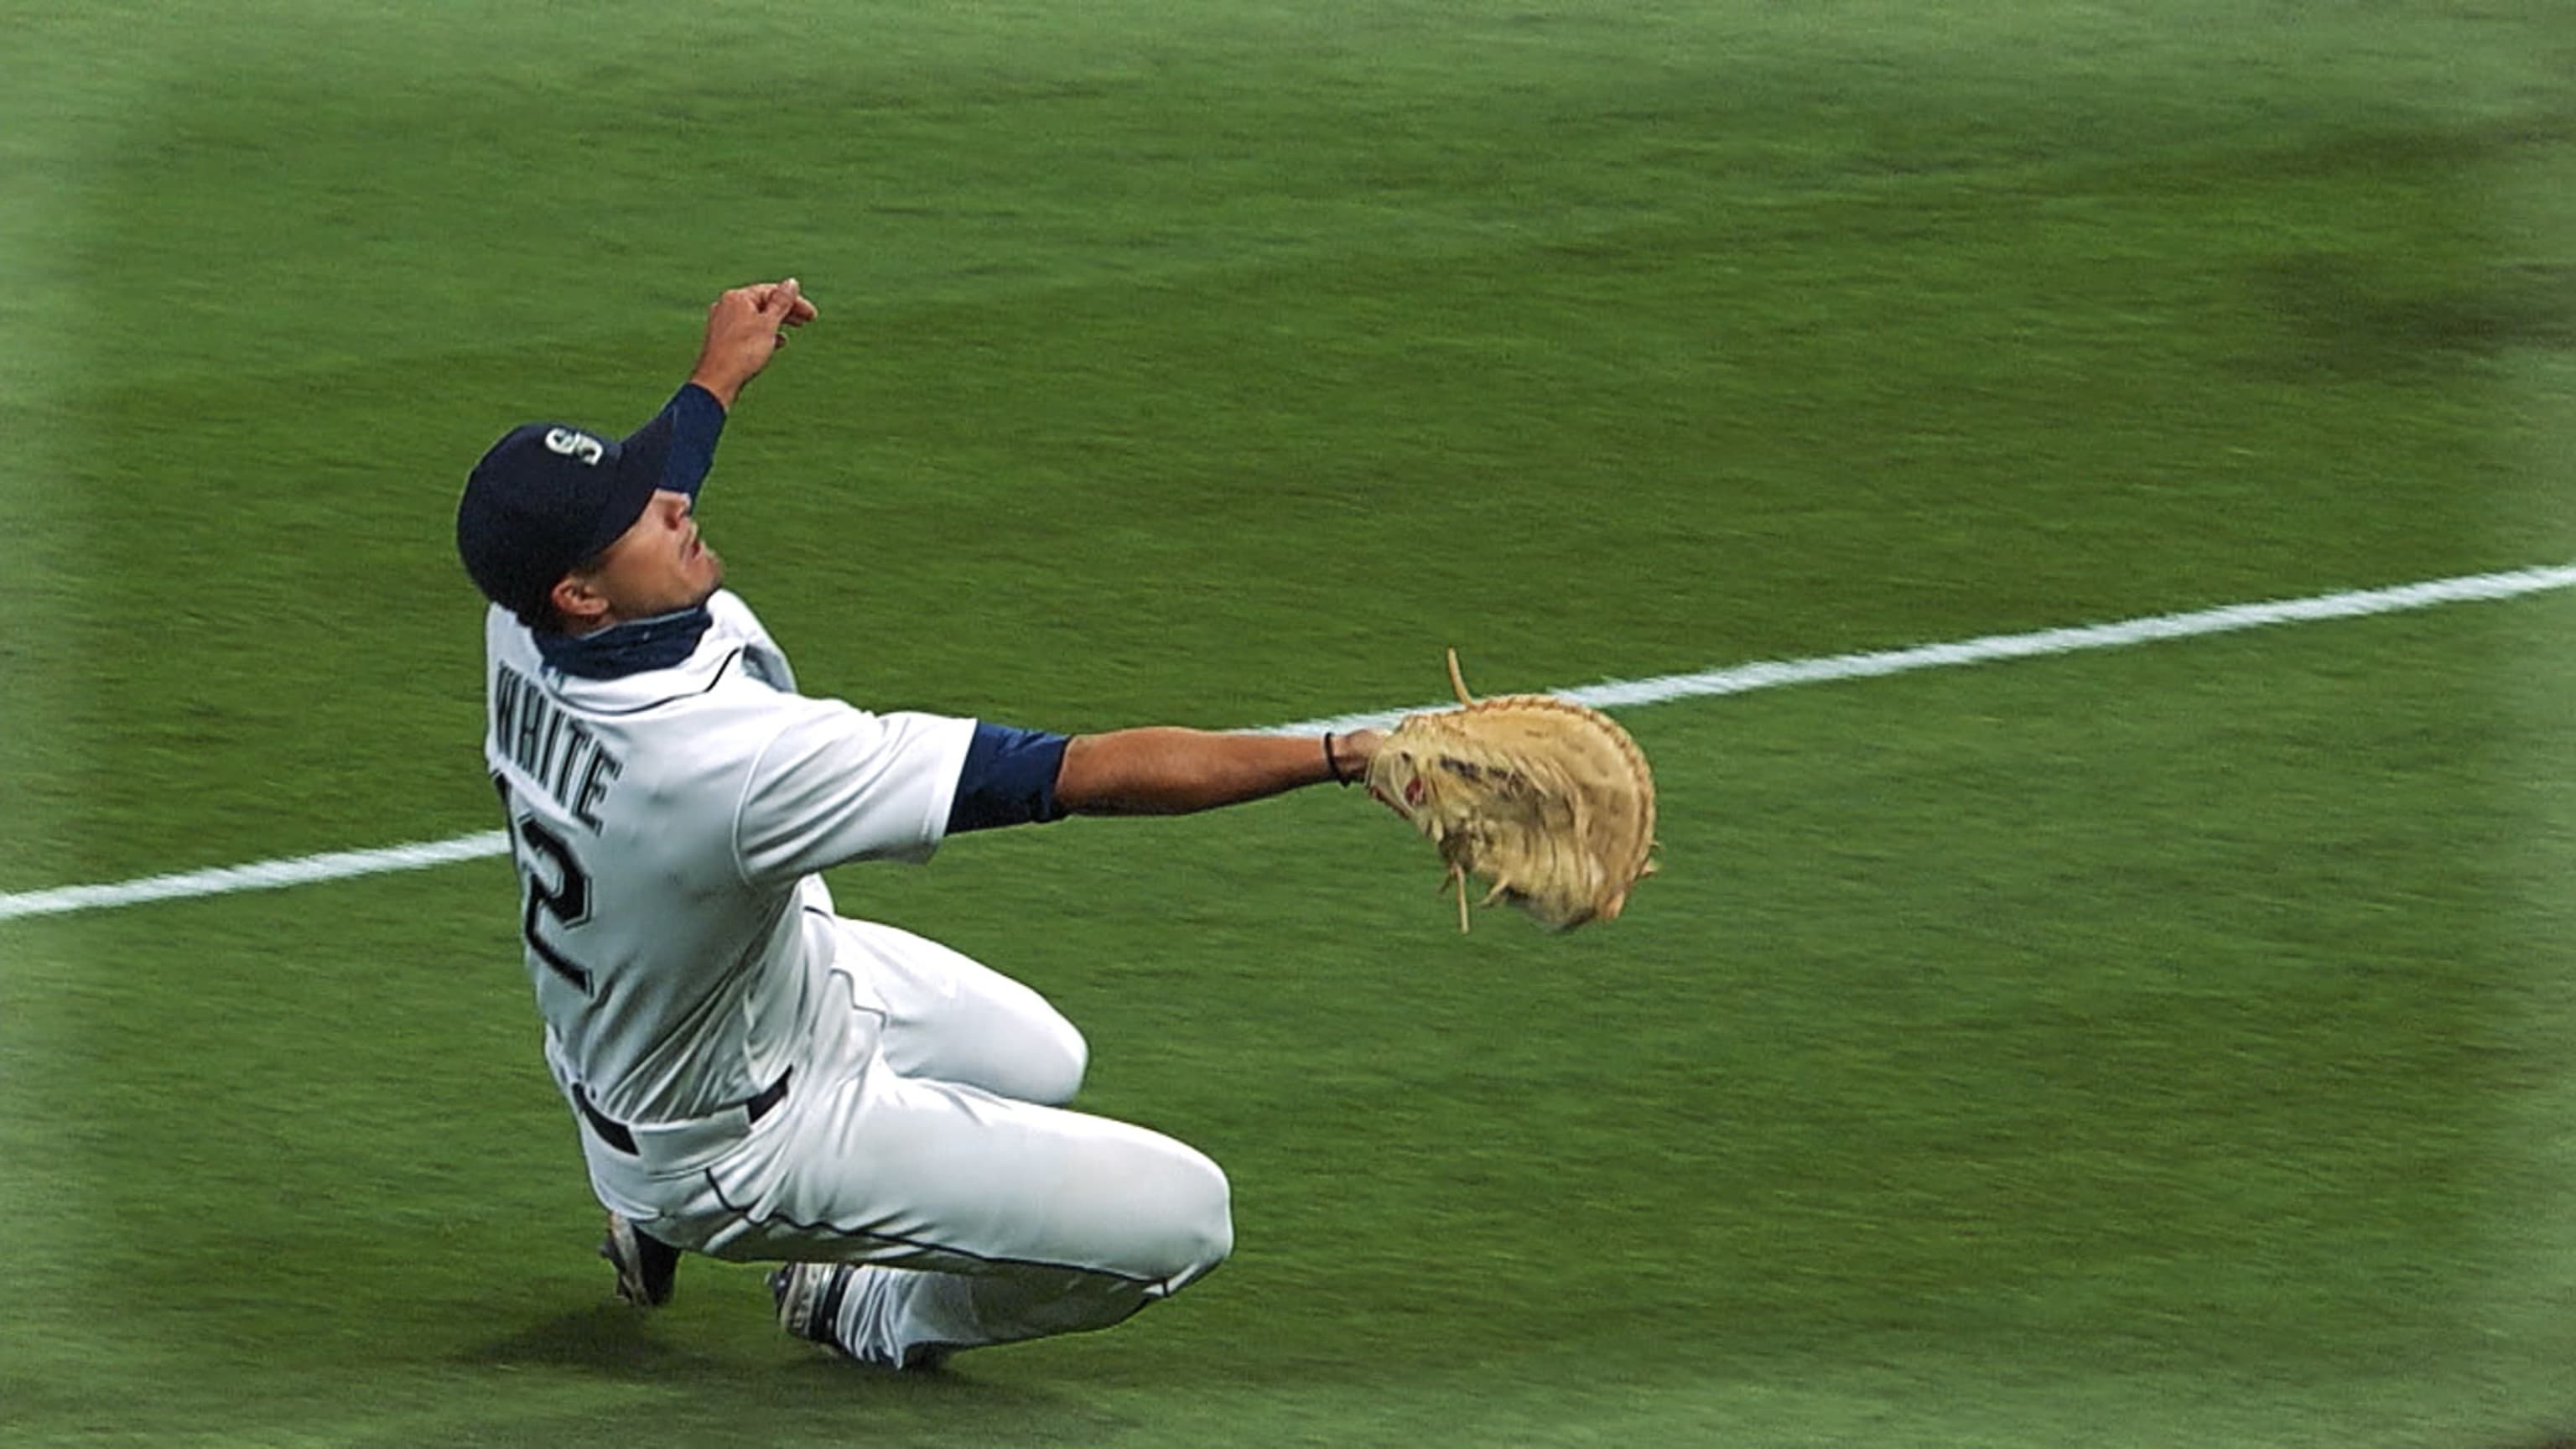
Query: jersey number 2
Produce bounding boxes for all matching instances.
[496,782,597,995]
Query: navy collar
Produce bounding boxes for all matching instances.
[536,605,715,679]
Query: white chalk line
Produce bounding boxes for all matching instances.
[7,562,2573,924]
[0,832,514,924]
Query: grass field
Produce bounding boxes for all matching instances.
[8,2,2576,1445]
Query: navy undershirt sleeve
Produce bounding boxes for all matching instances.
[946,722,1073,834]
[660,383,728,499]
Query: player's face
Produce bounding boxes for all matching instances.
[577,489,724,623]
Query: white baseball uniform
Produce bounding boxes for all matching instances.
[481,589,1231,1367]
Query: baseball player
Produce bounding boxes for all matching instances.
[454,279,1384,1370]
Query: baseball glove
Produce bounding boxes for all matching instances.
[1366,652,1658,933]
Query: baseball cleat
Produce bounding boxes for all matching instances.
[768,1261,850,1345]
[599,1213,680,1308]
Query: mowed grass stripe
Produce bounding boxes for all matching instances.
[7,558,2570,924]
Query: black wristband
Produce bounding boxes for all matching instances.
[1324,732,1353,787]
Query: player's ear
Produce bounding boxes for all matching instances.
[550,573,613,631]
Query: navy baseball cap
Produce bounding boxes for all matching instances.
[456,397,707,623]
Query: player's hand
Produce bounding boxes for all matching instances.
[688,278,818,411]
[1331,729,1383,783]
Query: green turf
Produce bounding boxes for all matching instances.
[7,1,2576,1444]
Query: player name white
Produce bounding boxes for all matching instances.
[492,662,626,830]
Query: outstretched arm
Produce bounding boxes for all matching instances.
[1056,728,1382,816]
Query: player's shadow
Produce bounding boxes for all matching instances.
[444,1304,1130,1446]
[460,1302,1070,1405]
[464,1302,735,1378]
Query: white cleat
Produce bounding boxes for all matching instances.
[768,1261,847,1344]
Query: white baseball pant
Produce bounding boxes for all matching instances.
[565,916,1233,1366]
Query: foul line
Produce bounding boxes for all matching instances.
[7,562,2573,924]
[0,832,514,924]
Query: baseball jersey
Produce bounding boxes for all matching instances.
[482,589,977,1124]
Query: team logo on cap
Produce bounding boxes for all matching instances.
[544,428,607,465]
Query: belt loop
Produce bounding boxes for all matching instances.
[576,1072,787,1157]
[574,1084,640,1155]
[745,1068,792,1125]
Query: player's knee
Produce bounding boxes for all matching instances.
[1025,1016,1088,1106]
[1156,1151,1233,1291]
[974,1010,1087,1105]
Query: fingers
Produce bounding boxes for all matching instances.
[709,279,818,326]
[688,278,817,407]
[749,278,818,328]
[758,280,813,351]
